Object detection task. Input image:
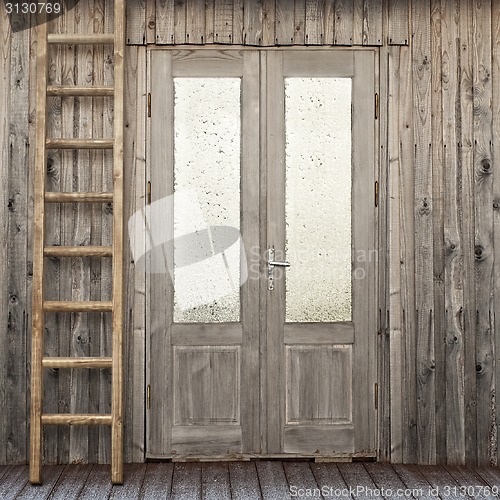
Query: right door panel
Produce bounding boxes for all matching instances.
[265,50,377,455]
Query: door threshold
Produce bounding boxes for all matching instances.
[146,453,377,463]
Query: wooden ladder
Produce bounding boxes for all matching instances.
[30,2,125,485]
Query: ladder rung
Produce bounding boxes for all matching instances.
[41,414,112,426]
[42,357,113,369]
[47,85,114,97]
[45,192,114,203]
[47,34,115,45]
[44,301,113,312]
[44,246,113,257]
[46,138,114,149]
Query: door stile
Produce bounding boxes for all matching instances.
[241,50,261,453]
[266,50,286,453]
[352,51,377,452]
[148,50,174,456]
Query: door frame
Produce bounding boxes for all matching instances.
[145,46,381,460]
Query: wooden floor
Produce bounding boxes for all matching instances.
[1,462,500,499]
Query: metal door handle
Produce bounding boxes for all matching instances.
[268,247,290,291]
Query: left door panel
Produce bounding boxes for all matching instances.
[147,50,260,458]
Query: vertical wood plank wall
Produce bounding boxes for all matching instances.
[1,0,500,466]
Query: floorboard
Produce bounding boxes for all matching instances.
[109,463,147,499]
[170,462,202,500]
[140,463,174,499]
[17,465,65,500]
[47,464,93,500]
[228,462,262,500]
[78,465,113,500]
[255,461,292,500]
[337,463,383,499]
[0,465,30,500]
[201,462,231,500]
[2,462,500,499]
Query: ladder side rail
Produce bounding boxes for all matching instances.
[30,15,49,485]
[111,0,126,485]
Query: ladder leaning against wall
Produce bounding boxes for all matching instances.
[30,1,126,485]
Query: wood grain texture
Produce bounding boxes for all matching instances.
[441,0,465,466]
[388,0,409,45]
[412,0,436,465]
[459,0,478,464]
[472,0,495,466]
[430,0,446,465]
[493,0,500,469]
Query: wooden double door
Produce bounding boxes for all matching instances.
[147,49,377,458]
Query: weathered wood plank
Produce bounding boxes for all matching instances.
[146,0,157,44]
[155,0,175,44]
[351,0,363,45]
[334,0,353,45]
[262,0,276,46]
[123,45,147,465]
[109,463,146,499]
[243,0,263,45]
[126,0,146,45]
[336,463,382,498]
[174,0,187,43]
[201,462,231,499]
[305,0,323,45]
[417,465,467,499]
[493,0,500,470]
[363,0,383,45]
[170,462,202,500]
[472,0,495,467]
[228,462,262,500]
[441,0,465,465]
[6,5,31,467]
[0,0,11,468]
[430,0,446,465]
[78,464,113,499]
[364,463,409,495]
[140,463,174,499]
[388,45,403,464]
[275,0,295,44]
[17,465,64,500]
[310,463,350,494]
[391,465,435,500]
[214,0,233,43]
[444,465,491,499]
[233,0,244,44]
[459,0,478,464]
[388,0,409,45]
[283,462,320,495]
[293,0,306,44]
[0,466,29,500]
[186,0,206,44]
[412,0,436,465]
[48,464,93,499]
[255,461,292,500]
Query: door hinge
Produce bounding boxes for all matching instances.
[147,181,151,205]
[147,93,151,118]
[374,383,378,410]
[147,384,151,410]
[375,93,379,120]
[374,180,379,208]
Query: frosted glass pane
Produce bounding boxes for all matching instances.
[285,78,352,322]
[173,78,241,323]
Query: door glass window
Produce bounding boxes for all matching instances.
[285,78,352,322]
[173,78,241,323]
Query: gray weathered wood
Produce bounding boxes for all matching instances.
[201,462,231,500]
[170,462,202,500]
[334,0,353,45]
[472,0,495,466]
[441,0,465,465]
[126,0,146,44]
[412,0,436,465]
[255,461,292,500]
[388,0,409,45]
[228,462,262,499]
